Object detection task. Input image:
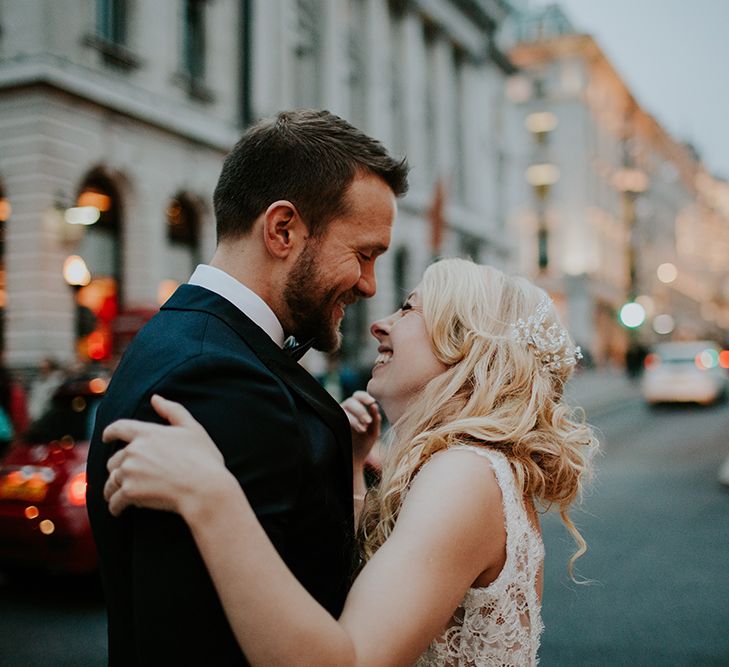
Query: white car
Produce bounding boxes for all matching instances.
[641,340,727,405]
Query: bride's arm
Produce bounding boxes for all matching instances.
[104,396,505,667]
[340,390,381,524]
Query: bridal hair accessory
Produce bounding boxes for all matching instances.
[511,298,583,371]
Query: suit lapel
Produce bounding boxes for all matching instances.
[162,285,352,451]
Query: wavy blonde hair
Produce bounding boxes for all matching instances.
[359,258,598,578]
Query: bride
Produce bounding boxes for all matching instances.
[102,258,597,666]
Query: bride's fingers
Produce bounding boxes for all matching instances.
[103,466,121,503]
[107,486,133,517]
[106,447,128,475]
[342,399,372,424]
[103,419,152,444]
[150,395,201,430]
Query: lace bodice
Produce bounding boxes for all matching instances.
[415,446,544,667]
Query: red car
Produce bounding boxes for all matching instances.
[0,373,108,574]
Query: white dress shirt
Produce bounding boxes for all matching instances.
[188,264,285,348]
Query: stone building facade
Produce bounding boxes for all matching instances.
[504,5,729,367]
[0,0,517,380]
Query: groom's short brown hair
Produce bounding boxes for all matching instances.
[213,109,409,242]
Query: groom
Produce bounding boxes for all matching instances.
[86,110,408,666]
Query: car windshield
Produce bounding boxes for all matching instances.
[22,393,102,444]
[656,343,720,365]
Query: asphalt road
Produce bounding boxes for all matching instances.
[1,398,728,666]
[540,399,729,666]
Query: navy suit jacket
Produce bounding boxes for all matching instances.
[86,285,355,666]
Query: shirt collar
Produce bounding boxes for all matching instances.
[188,264,285,348]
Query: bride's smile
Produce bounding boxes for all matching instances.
[367,288,448,423]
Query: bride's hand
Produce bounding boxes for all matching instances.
[102,395,229,518]
[341,390,381,468]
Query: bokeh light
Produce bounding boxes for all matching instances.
[652,313,675,335]
[619,302,646,328]
[657,263,678,284]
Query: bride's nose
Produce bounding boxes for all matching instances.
[370,314,393,341]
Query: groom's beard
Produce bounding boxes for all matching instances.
[284,243,356,353]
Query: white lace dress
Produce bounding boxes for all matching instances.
[415,446,545,667]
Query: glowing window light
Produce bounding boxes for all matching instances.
[525,163,560,187]
[0,198,11,222]
[77,190,111,212]
[64,206,100,226]
[613,168,649,193]
[525,111,558,134]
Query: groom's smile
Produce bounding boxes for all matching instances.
[283,173,397,352]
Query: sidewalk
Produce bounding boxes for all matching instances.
[564,368,642,417]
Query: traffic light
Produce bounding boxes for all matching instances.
[619,302,646,329]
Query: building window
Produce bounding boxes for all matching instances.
[183,0,206,81]
[390,5,406,160]
[424,22,438,188]
[97,0,128,45]
[347,0,366,128]
[73,171,123,362]
[87,0,139,70]
[176,0,213,101]
[293,0,322,108]
[165,194,201,287]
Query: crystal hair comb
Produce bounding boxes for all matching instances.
[511,298,583,371]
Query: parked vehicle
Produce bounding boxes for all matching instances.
[0,373,107,574]
[641,340,727,405]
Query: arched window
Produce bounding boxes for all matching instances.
[161,193,200,303]
[71,170,123,362]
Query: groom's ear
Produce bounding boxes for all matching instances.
[262,200,308,260]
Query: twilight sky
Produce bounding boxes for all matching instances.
[528,0,729,180]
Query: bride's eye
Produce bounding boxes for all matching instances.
[400,301,413,313]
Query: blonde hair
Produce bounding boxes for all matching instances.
[359,258,598,578]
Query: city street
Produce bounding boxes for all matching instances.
[1,393,729,665]
[540,397,729,666]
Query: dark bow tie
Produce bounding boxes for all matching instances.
[283,336,314,361]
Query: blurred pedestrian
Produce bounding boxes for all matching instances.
[28,357,64,421]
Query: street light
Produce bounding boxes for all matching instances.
[619,302,646,329]
[525,111,558,136]
[525,97,559,273]
[614,156,649,377]
[526,162,560,271]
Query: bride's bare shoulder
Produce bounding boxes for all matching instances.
[394,447,505,549]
